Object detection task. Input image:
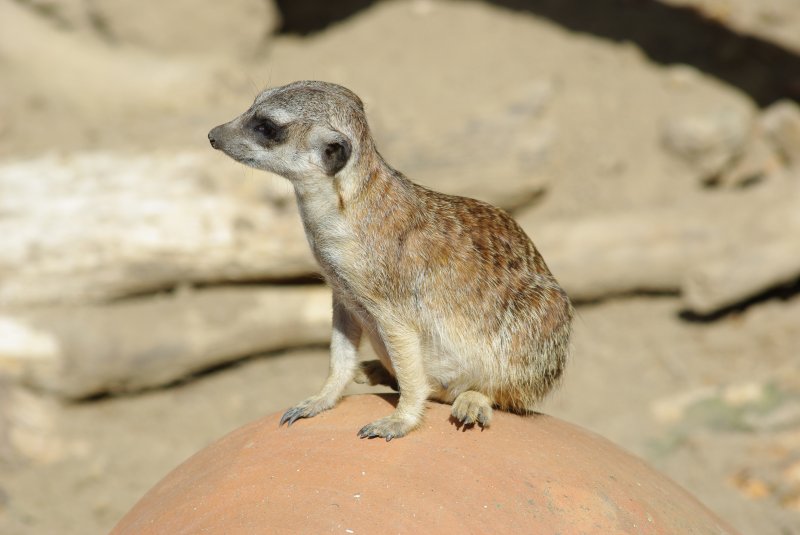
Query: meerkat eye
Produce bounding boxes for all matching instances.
[254,119,277,137]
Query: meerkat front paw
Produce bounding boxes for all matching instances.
[357,415,416,442]
[451,391,493,428]
[279,396,334,427]
[352,360,398,390]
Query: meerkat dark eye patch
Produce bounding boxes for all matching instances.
[322,139,351,176]
[250,117,287,144]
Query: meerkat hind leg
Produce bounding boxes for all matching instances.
[357,327,428,441]
[451,391,493,427]
[353,360,399,390]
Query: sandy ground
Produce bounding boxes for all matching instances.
[1,1,799,534]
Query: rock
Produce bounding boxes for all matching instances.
[11,286,332,399]
[0,381,65,464]
[13,0,279,58]
[0,317,60,380]
[0,1,238,116]
[392,80,555,212]
[0,151,315,307]
[730,470,772,500]
[716,133,783,188]
[111,395,738,535]
[263,0,761,217]
[85,0,279,57]
[761,100,800,168]
[0,379,16,463]
[661,109,752,184]
[12,0,90,31]
[658,0,800,57]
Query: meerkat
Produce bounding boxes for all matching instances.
[208,81,573,441]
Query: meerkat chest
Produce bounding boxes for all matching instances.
[294,183,362,276]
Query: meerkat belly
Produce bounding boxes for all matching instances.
[348,302,472,397]
[423,320,495,397]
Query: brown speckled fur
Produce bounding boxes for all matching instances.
[209,81,573,440]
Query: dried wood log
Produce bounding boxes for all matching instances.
[683,236,800,314]
[682,185,800,314]
[0,152,316,306]
[527,209,721,301]
[522,183,800,311]
[8,286,332,399]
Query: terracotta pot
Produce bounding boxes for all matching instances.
[112,394,738,534]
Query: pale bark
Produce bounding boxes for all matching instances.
[522,183,800,312]
[683,227,800,315]
[10,286,332,399]
[0,152,316,306]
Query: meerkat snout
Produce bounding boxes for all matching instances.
[210,80,573,441]
[207,128,219,149]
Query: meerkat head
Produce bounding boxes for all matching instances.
[208,81,371,182]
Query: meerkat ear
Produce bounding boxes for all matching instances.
[321,137,352,176]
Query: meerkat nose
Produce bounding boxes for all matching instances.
[208,127,219,149]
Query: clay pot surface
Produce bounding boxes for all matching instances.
[112,394,738,534]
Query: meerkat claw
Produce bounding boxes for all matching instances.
[279,407,305,427]
[356,427,378,439]
[356,425,377,439]
[280,397,332,427]
[476,411,490,427]
[451,391,493,429]
[357,416,413,441]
